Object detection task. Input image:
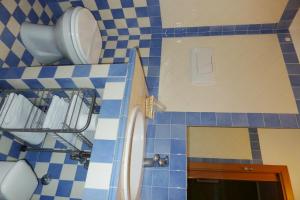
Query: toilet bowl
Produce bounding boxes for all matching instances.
[20,7,102,65]
[0,160,37,200]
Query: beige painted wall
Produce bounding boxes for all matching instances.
[187,127,252,159]
[259,129,300,200]
[159,34,298,113]
[160,0,288,27]
[290,9,300,61]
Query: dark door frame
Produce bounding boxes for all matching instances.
[188,162,294,200]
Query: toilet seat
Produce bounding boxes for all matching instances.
[71,7,101,64]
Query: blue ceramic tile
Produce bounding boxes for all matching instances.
[72,65,91,77]
[126,18,138,27]
[75,165,87,181]
[147,124,155,138]
[108,64,127,76]
[142,168,153,186]
[287,64,300,75]
[8,140,21,158]
[263,114,281,128]
[47,163,63,179]
[100,100,121,118]
[90,78,107,88]
[201,112,216,126]
[171,139,186,154]
[186,112,200,125]
[279,114,298,128]
[90,140,115,163]
[170,154,186,171]
[155,112,171,124]
[56,180,73,197]
[136,7,148,17]
[141,187,152,200]
[169,170,186,188]
[154,139,170,154]
[0,4,10,24]
[231,113,249,126]
[146,138,154,153]
[168,188,187,200]
[171,112,186,124]
[111,9,125,19]
[247,113,265,127]
[0,67,24,79]
[216,113,232,126]
[55,78,76,88]
[283,53,299,63]
[38,66,57,78]
[151,187,168,200]
[171,125,186,140]
[40,196,54,200]
[5,52,20,66]
[38,151,52,162]
[1,28,15,48]
[155,124,170,138]
[289,75,300,86]
[152,170,169,187]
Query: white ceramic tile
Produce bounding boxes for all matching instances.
[31,194,41,200]
[0,41,9,60]
[72,78,94,88]
[107,0,122,8]
[38,78,61,88]
[60,164,77,180]
[70,181,85,198]
[105,41,118,49]
[41,179,59,196]
[50,152,66,164]
[106,29,119,36]
[100,9,113,19]
[7,17,20,37]
[32,0,43,16]
[54,65,74,78]
[54,197,69,200]
[6,79,29,89]
[133,0,147,7]
[128,28,141,35]
[11,40,25,57]
[22,67,41,79]
[18,0,31,15]
[114,19,128,29]
[2,0,17,13]
[58,1,72,11]
[114,49,127,58]
[34,162,50,178]
[123,8,137,18]
[83,0,98,10]
[85,163,112,189]
[138,17,151,27]
[0,136,13,155]
[90,64,109,77]
[103,82,125,100]
[95,118,119,140]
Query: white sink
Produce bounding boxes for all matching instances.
[120,106,146,200]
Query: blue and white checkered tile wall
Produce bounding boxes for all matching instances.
[0,63,129,112]
[0,130,89,199]
[0,0,55,68]
[0,61,129,199]
[44,0,160,36]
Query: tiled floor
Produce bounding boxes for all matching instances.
[0,132,88,200]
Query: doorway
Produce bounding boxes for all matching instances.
[188,162,294,200]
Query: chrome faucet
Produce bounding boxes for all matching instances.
[144,154,169,167]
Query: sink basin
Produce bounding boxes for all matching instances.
[120,106,146,200]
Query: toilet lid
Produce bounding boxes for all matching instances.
[71,8,102,64]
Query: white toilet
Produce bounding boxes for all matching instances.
[0,160,37,200]
[20,7,102,65]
